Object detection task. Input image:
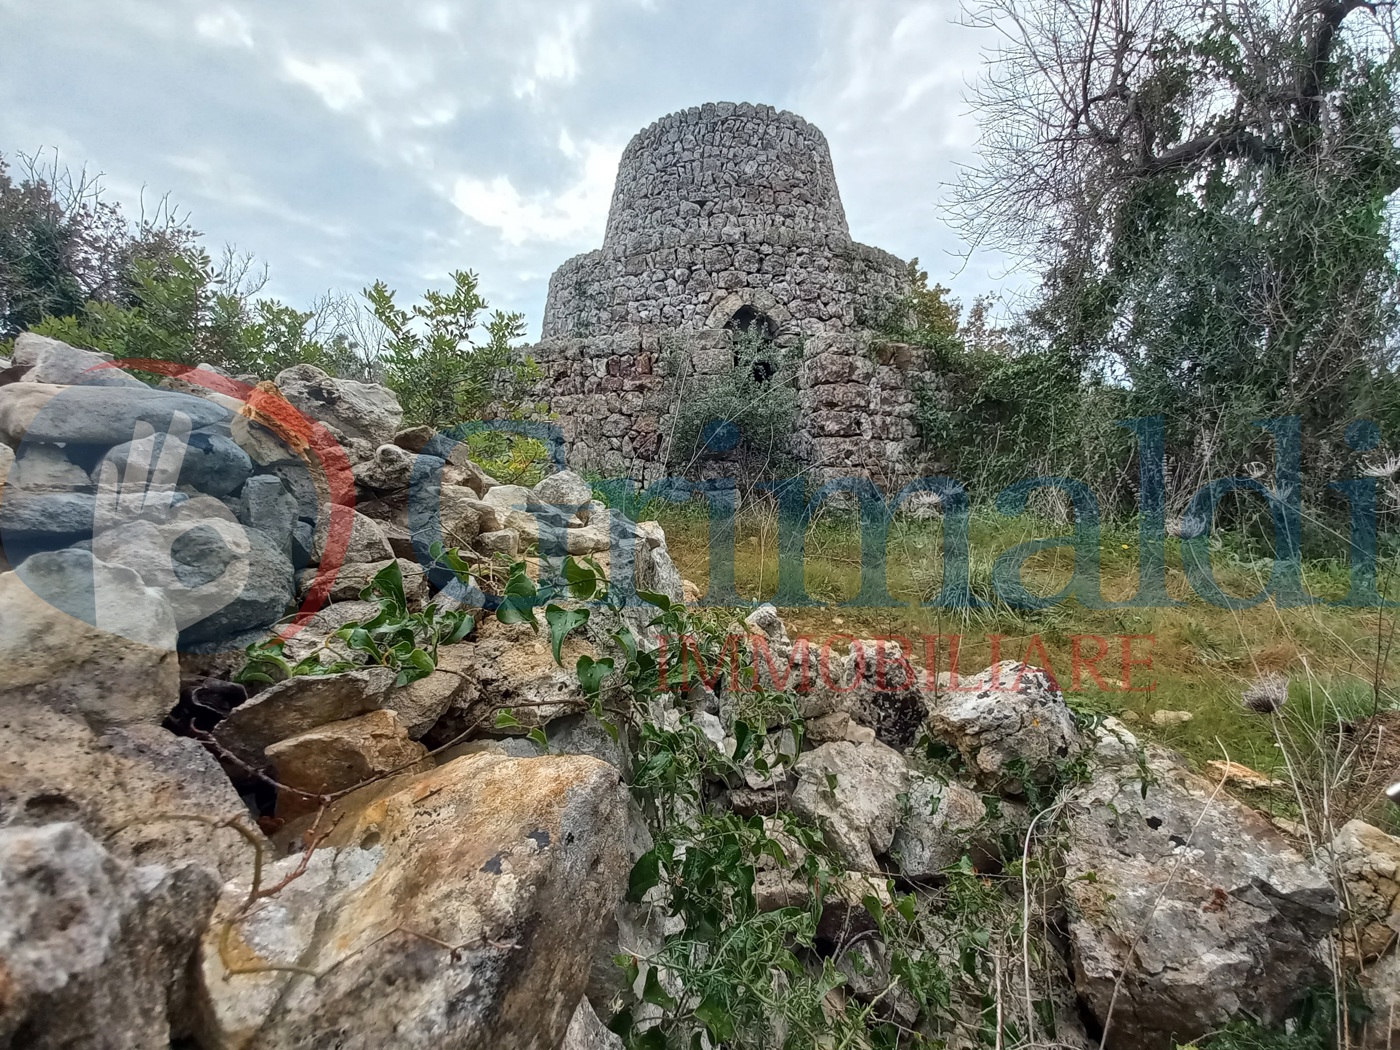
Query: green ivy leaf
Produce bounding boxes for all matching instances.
[576,654,614,696]
[562,556,598,600]
[527,726,548,750]
[614,953,640,990]
[544,604,590,665]
[365,558,408,612]
[627,848,661,904]
[862,894,885,926]
[442,613,474,644]
[693,994,735,1042]
[637,589,671,611]
[896,894,918,923]
[496,595,538,631]
[611,628,638,665]
[504,562,537,598]
[641,967,677,1011]
[494,709,522,729]
[731,721,755,764]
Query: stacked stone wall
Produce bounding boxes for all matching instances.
[602,102,850,245]
[540,102,909,340]
[529,329,929,491]
[542,234,906,339]
[533,101,923,487]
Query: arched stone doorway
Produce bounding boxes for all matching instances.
[724,304,778,342]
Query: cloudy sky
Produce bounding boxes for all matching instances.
[1,0,1017,339]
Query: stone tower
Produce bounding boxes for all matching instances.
[530,102,926,488]
[541,101,907,339]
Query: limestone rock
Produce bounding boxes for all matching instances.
[1063,747,1338,1049]
[0,822,220,1050]
[0,383,62,447]
[213,667,397,768]
[101,427,253,498]
[92,517,295,646]
[790,741,910,871]
[9,443,91,490]
[267,710,431,818]
[793,638,927,751]
[0,704,263,880]
[312,508,393,565]
[0,382,230,447]
[890,776,989,877]
[352,442,419,491]
[278,600,379,667]
[637,540,684,605]
[439,484,484,548]
[238,475,299,558]
[533,469,593,508]
[0,489,98,544]
[926,661,1083,793]
[567,521,612,555]
[430,630,591,738]
[10,332,139,387]
[562,999,624,1050]
[477,528,520,556]
[574,498,606,525]
[393,425,435,452]
[0,550,179,727]
[298,557,428,605]
[481,484,537,535]
[1359,949,1400,1048]
[389,643,474,737]
[1330,819,1400,961]
[274,363,403,447]
[197,752,629,1050]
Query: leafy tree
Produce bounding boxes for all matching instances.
[367,269,534,430]
[904,258,962,345]
[953,0,1400,501]
[32,247,377,381]
[0,150,195,341]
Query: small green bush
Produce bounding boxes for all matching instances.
[664,331,801,484]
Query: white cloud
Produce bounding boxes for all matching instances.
[2,0,1023,336]
[514,5,592,97]
[195,7,253,49]
[281,55,365,112]
[450,135,618,245]
[796,0,1016,299]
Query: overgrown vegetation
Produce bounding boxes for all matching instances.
[236,559,473,688]
[661,330,802,486]
[0,150,544,457]
[913,0,1400,525]
[367,270,536,431]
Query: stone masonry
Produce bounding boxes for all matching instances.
[530,102,925,489]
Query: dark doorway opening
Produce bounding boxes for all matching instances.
[725,305,777,342]
[726,305,779,381]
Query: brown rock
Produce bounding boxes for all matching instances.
[0,704,263,881]
[213,667,396,768]
[267,710,431,818]
[197,753,629,1050]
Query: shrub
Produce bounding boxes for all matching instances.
[663,330,801,485]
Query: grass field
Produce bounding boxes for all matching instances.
[649,500,1400,831]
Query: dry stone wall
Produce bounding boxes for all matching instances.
[532,102,922,488]
[532,327,929,489]
[539,103,908,340]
